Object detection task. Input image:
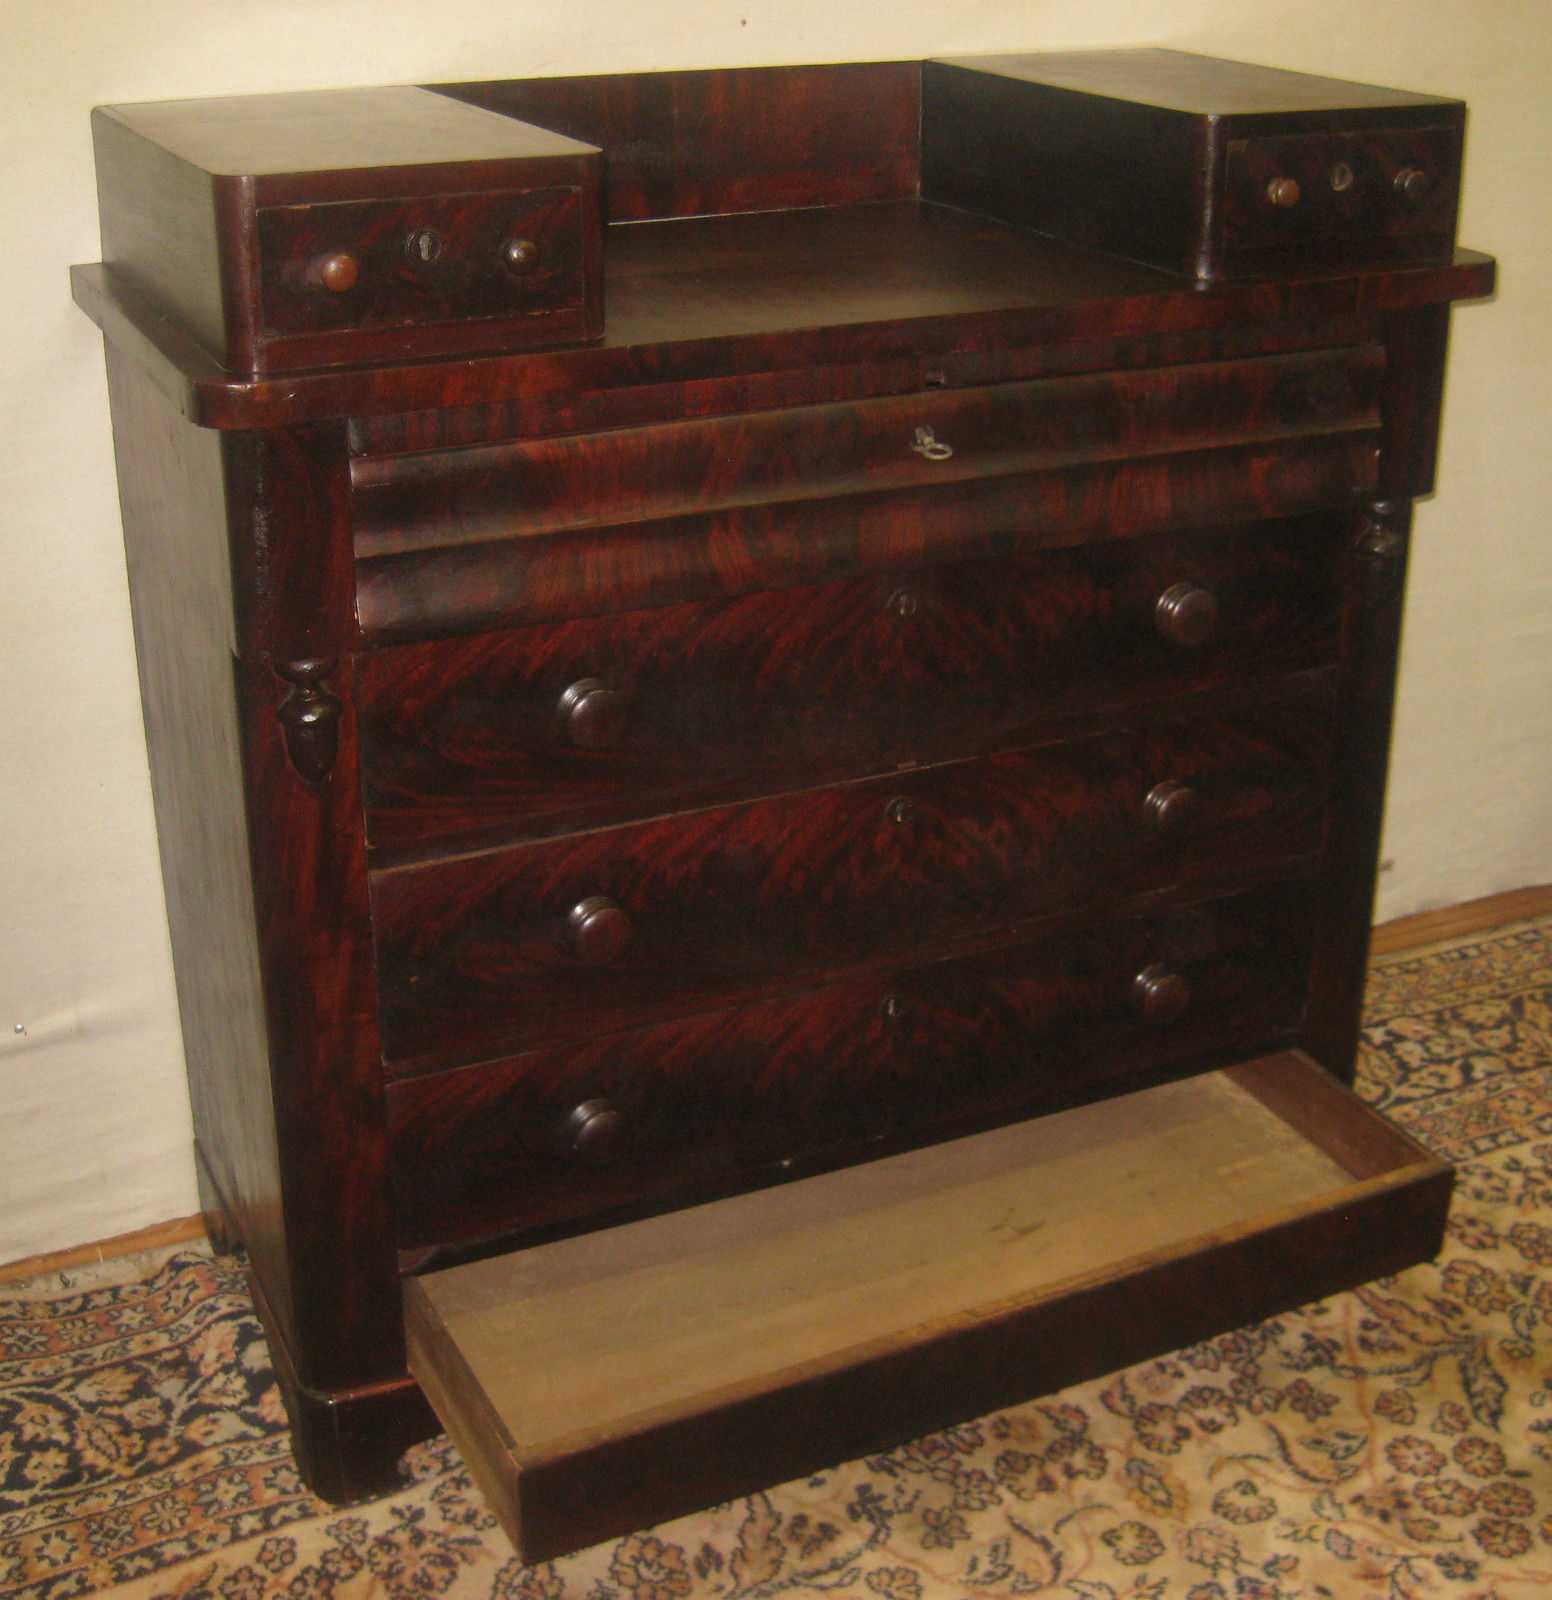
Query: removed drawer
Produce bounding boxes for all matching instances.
[370,706,1329,1069]
[385,880,1315,1247]
[360,514,1345,855]
[404,1049,1451,1563]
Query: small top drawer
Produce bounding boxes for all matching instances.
[92,85,602,372]
[256,186,589,351]
[1224,125,1461,269]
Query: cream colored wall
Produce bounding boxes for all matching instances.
[1,1,1545,1264]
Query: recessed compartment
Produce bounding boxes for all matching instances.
[404,1050,1452,1564]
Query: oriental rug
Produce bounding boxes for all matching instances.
[3,914,1551,1600]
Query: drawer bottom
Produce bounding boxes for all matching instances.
[404,1050,1450,1564]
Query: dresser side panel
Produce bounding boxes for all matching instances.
[1303,499,1412,1078]
[100,348,294,1346]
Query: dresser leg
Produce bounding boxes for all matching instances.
[280,1368,442,1504]
[249,1265,441,1502]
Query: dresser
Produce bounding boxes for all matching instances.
[76,51,1494,1563]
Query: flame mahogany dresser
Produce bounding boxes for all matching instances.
[77,50,1494,1562]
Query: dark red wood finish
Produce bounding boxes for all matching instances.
[257,185,588,339]
[430,63,922,222]
[920,51,1463,281]
[358,518,1344,856]
[386,881,1318,1251]
[78,54,1492,1517]
[370,707,1329,1070]
[351,346,1383,556]
[92,86,602,373]
[353,434,1379,643]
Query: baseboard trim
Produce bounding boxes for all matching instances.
[0,1213,208,1286]
[1371,882,1552,957]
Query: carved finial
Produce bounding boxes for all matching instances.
[275,658,342,784]
[1355,501,1409,602]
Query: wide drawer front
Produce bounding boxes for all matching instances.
[385,880,1316,1248]
[404,1050,1452,1563]
[353,346,1383,555]
[360,515,1346,855]
[353,441,1378,645]
[370,705,1330,1070]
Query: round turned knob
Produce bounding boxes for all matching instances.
[501,236,540,274]
[312,251,359,293]
[557,678,628,749]
[1266,177,1302,209]
[879,993,908,1023]
[567,896,633,966]
[1394,167,1431,207]
[565,1098,623,1160]
[886,587,921,619]
[1132,964,1191,1028]
[885,796,917,826]
[1144,780,1200,836]
[1154,583,1220,649]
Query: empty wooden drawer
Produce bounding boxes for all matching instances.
[405,1049,1451,1563]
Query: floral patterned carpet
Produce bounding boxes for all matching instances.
[3,914,1551,1600]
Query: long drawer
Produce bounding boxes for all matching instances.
[360,515,1345,855]
[385,879,1316,1249]
[370,703,1330,1070]
[352,346,1383,555]
[350,346,1381,643]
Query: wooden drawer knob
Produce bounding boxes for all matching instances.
[568,897,633,965]
[311,251,360,292]
[502,236,541,274]
[558,678,628,749]
[1144,780,1199,835]
[566,1098,623,1160]
[1394,167,1432,207]
[1155,583,1219,649]
[1266,177,1302,209]
[1132,964,1191,1027]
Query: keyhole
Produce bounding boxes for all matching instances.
[406,228,444,265]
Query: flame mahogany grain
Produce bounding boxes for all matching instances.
[77,53,1493,1516]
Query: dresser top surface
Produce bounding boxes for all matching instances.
[933,48,1460,118]
[73,198,1495,431]
[94,85,596,178]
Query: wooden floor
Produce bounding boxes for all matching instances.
[3,880,1548,1286]
[1367,881,1552,956]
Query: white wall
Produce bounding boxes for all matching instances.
[2,1,1546,1264]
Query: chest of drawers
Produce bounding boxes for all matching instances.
[77,52,1493,1563]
